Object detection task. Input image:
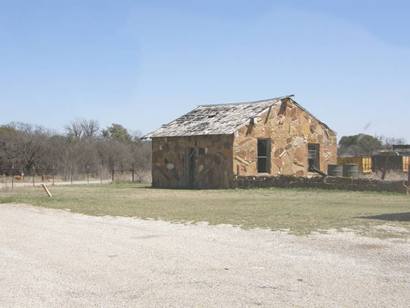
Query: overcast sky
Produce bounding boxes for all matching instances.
[1,0,409,141]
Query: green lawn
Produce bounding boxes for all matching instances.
[1,183,409,236]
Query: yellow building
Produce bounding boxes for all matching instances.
[338,156,372,174]
[404,156,409,173]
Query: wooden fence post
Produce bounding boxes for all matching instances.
[407,165,410,195]
[41,184,52,197]
[100,166,103,184]
[86,165,90,184]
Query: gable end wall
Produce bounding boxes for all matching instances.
[233,99,337,177]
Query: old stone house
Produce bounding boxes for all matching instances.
[145,95,337,188]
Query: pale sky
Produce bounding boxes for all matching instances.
[1,0,409,141]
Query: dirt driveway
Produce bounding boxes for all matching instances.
[0,203,409,307]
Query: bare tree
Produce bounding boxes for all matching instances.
[65,119,84,139]
[81,119,100,138]
[0,120,151,181]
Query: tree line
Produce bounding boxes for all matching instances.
[338,134,406,156]
[1,121,405,178]
[0,120,151,180]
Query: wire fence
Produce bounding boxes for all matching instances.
[0,169,151,191]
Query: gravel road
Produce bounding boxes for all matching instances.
[1,203,409,307]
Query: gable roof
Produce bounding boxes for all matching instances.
[144,95,334,138]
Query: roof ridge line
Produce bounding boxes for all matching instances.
[197,95,294,107]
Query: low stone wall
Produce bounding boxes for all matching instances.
[233,175,408,194]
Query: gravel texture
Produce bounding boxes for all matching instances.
[0,203,409,307]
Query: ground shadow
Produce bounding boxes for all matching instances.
[133,185,153,189]
[358,212,410,222]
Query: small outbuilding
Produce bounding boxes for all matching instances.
[372,145,410,174]
[338,156,373,174]
[145,95,337,188]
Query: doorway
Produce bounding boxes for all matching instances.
[308,144,320,171]
[187,148,197,188]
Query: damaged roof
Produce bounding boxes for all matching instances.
[144,95,333,138]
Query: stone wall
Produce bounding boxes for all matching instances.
[152,135,233,188]
[234,175,408,194]
[233,98,337,177]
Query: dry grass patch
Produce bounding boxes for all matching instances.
[1,183,409,236]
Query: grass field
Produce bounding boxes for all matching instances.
[1,183,410,236]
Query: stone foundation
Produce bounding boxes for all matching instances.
[233,175,408,194]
